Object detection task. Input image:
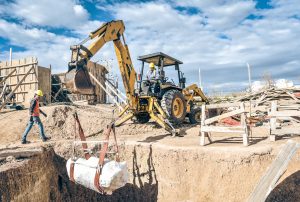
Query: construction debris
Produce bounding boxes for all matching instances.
[235,87,300,105]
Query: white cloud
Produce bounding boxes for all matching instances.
[174,0,256,29]
[0,0,299,93]
[0,19,78,73]
[8,0,89,28]
[96,0,300,92]
[0,0,104,73]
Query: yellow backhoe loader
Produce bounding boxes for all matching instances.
[66,20,208,136]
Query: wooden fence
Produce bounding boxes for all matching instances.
[268,100,300,141]
[200,102,249,146]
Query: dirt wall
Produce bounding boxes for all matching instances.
[1,142,300,202]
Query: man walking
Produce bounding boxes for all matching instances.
[21,90,50,144]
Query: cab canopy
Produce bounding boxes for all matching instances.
[138,52,183,67]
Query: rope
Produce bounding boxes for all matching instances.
[72,111,77,160]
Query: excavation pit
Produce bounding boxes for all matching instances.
[1,141,300,202]
[1,105,300,201]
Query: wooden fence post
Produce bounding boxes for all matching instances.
[270,101,277,141]
[240,102,249,146]
[200,104,206,146]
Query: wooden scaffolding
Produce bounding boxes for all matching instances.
[0,57,51,110]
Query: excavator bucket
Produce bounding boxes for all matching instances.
[65,68,95,95]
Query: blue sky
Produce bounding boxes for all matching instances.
[0,0,299,93]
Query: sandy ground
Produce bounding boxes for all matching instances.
[1,104,300,202]
[0,103,297,150]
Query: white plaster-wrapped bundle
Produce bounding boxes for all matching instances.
[66,157,128,194]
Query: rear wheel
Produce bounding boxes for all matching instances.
[161,90,187,124]
[189,108,202,124]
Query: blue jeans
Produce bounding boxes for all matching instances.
[22,116,46,142]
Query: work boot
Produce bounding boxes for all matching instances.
[42,137,51,142]
[21,140,31,144]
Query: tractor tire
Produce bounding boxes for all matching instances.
[188,107,202,124]
[136,113,150,124]
[161,90,187,124]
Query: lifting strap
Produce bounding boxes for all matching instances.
[94,123,120,194]
[73,112,91,160]
[69,162,75,182]
[69,112,91,185]
[69,112,120,194]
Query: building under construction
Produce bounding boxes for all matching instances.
[0,57,112,110]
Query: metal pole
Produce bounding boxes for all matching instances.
[199,68,202,90]
[247,63,252,92]
[9,48,12,65]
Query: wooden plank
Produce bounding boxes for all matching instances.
[0,61,37,69]
[272,128,300,135]
[278,105,300,110]
[105,78,126,103]
[288,116,300,123]
[53,85,63,101]
[240,103,249,146]
[89,72,124,110]
[247,140,299,202]
[269,110,300,117]
[270,101,277,141]
[201,126,244,133]
[0,66,34,110]
[204,108,244,125]
[286,91,299,101]
[200,104,206,146]
[0,69,16,84]
[278,100,300,105]
[0,83,7,99]
[205,102,241,109]
[7,81,38,86]
[245,106,268,112]
[254,93,267,106]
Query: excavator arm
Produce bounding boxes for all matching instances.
[67,20,178,136]
[67,20,136,106]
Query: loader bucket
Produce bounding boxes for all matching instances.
[65,68,95,95]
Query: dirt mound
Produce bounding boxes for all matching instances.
[0,104,164,144]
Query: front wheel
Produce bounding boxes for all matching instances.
[161,90,187,124]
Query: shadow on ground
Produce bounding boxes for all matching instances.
[266,170,300,202]
[209,136,267,145]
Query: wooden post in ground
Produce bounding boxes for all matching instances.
[270,101,277,141]
[240,102,249,146]
[200,104,206,146]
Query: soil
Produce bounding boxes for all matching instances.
[0,104,299,202]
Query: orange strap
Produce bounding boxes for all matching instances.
[69,162,75,182]
[72,113,120,194]
[93,123,120,193]
[73,112,91,160]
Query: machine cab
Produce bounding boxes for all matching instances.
[137,52,186,97]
